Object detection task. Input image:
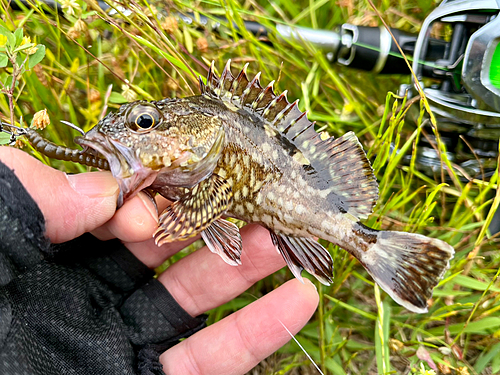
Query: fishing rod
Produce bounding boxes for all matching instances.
[105,0,500,179]
[9,0,500,231]
[171,2,500,192]
[176,0,500,234]
[11,0,500,171]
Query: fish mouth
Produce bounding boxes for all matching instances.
[75,132,161,207]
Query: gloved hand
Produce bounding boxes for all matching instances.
[0,147,319,375]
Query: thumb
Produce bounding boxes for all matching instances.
[0,147,119,243]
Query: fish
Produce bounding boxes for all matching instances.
[43,61,455,313]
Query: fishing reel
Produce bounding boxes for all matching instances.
[323,0,500,232]
[325,0,500,232]
[271,1,500,178]
[403,0,500,182]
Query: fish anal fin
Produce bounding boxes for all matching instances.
[356,226,455,313]
[202,218,242,266]
[270,231,333,285]
[154,174,232,245]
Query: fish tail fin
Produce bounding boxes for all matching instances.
[356,224,454,313]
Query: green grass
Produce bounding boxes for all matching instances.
[1,0,500,374]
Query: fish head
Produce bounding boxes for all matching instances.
[75,98,224,206]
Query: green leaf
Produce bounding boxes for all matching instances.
[475,342,500,373]
[28,44,45,69]
[453,274,500,293]
[0,25,14,47]
[15,53,24,67]
[109,91,128,104]
[13,43,34,53]
[81,11,97,18]
[6,32,15,48]
[375,290,391,374]
[493,351,500,373]
[183,25,193,54]
[0,132,11,145]
[428,317,500,335]
[5,75,19,89]
[0,25,11,37]
[0,54,8,68]
[14,28,23,47]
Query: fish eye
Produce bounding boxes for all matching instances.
[126,104,162,133]
[136,114,154,129]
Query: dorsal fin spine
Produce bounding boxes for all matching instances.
[207,61,216,90]
[292,119,315,141]
[280,101,301,133]
[218,59,234,97]
[253,80,275,109]
[230,69,240,96]
[240,71,261,105]
[271,91,289,123]
[199,76,206,93]
[228,63,248,102]
[264,90,287,119]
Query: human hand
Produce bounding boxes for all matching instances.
[0,147,319,375]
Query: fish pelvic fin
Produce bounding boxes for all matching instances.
[202,218,242,266]
[270,231,333,285]
[355,224,455,313]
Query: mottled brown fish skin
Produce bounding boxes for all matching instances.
[173,96,366,250]
[64,61,455,314]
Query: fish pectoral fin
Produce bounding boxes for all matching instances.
[154,174,233,245]
[270,232,333,285]
[201,218,242,266]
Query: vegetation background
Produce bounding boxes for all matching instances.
[1,0,499,374]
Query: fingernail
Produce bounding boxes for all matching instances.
[66,172,119,198]
[138,192,159,222]
[303,278,318,291]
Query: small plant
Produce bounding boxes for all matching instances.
[0,26,45,144]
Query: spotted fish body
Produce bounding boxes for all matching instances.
[68,61,454,313]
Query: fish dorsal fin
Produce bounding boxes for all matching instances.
[200,61,378,219]
[200,60,317,140]
[316,132,379,219]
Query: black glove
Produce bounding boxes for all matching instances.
[0,160,206,375]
